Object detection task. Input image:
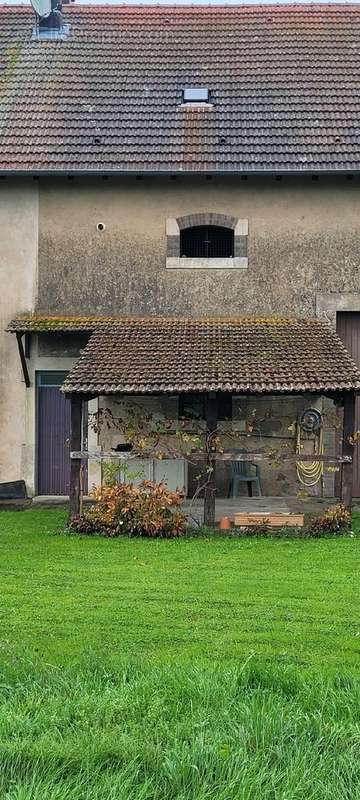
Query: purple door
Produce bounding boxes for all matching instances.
[337,312,360,497]
[37,373,71,495]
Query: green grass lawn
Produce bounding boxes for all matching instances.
[0,508,359,670]
[0,508,359,799]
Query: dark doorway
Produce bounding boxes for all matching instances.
[37,372,88,496]
[336,312,360,496]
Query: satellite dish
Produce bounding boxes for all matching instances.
[30,0,52,19]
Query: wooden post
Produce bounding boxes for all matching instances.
[341,391,356,512]
[69,394,83,519]
[204,392,218,528]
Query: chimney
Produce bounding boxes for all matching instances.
[39,0,63,32]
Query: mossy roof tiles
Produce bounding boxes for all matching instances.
[45,315,360,395]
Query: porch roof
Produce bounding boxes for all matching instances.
[59,316,360,396]
[7,315,117,334]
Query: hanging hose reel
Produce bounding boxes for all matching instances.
[296,409,324,487]
[299,408,322,434]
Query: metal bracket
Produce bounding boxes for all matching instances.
[16,333,30,388]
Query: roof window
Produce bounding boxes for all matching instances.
[183,87,210,104]
[32,22,69,40]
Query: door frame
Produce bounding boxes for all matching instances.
[35,371,70,495]
[36,370,88,495]
[336,311,360,498]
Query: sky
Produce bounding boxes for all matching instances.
[1,0,358,5]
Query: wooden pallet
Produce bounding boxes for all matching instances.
[234,512,304,528]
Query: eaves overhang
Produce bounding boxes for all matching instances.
[0,168,360,178]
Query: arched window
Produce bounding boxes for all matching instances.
[166,213,248,269]
[180,225,234,258]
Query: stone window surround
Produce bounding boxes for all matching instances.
[166,212,248,270]
[316,292,360,328]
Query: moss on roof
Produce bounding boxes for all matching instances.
[59,316,360,396]
[8,314,303,334]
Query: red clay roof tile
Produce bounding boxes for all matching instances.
[1,5,360,173]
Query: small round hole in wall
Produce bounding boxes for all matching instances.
[97,222,106,232]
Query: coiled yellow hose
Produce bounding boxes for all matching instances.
[296,425,324,487]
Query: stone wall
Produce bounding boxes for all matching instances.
[96,394,331,498]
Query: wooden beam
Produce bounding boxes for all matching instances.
[70,450,352,464]
[69,395,83,519]
[24,333,31,359]
[203,393,218,528]
[16,333,30,388]
[71,451,136,460]
[341,391,356,512]
[197,453,352,464]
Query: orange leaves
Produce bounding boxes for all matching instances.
[83,480,186,538]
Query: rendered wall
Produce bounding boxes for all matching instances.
[38,176,360,317]
[1,174,355,494]
[0,181,38,484]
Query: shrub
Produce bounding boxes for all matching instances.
[306,503,351,537]
[68,515,95,535]
[69,480,186,538]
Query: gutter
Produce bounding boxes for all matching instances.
[0,168,360,178]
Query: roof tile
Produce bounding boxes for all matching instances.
[2,5,360,173]
[53,316,360,395]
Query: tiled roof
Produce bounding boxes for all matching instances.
[7,314,122,333]
[1,5,360,174]
[60,316,360,395]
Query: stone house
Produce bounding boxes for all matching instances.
[1,3,360,501]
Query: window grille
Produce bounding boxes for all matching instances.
[180,225,234,258]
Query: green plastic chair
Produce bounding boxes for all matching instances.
[227,459,262,498]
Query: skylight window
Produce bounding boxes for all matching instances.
[183,87,210,104]
[32,22,69,40]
